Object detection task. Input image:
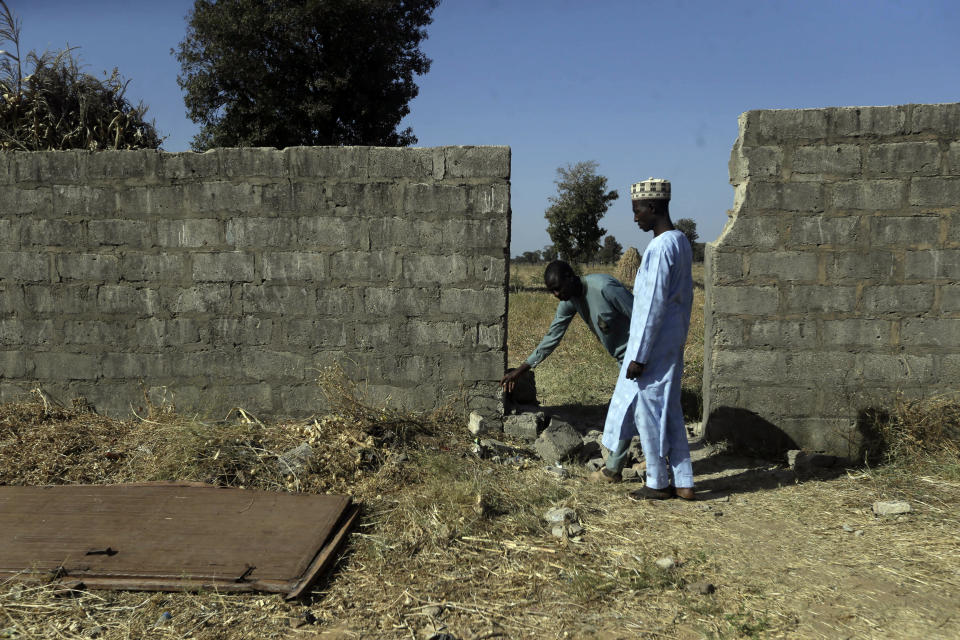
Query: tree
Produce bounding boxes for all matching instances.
[675,218,699,248]
[542,244,558,262]
[596,235,623,263]
[515,250,542,264]
[544,161,619,263]
[176,0,438,150]
[0,1,161,151]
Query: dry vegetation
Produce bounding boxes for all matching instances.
[1,264,959,639]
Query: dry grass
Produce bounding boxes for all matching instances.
[1,277,959,639]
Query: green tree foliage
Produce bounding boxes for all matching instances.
[544,161,619,263]
[514,250,543,264]
[176,0,438,150]
[596,235,623,263]
[675,218,704,262]
[0,1,161,151]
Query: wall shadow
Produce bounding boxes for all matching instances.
[703,407,799,456]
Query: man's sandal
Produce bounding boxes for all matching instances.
[588,468,621,484]
[627,486,673,501]
[672,487,695,501]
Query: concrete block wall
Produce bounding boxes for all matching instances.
[0,146,510,418]
[703,103,960,456]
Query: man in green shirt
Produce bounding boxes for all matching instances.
[500,260,635,481]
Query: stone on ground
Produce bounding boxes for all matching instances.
[655,557,676,570]
[534,420,583,464]
[277,442,314,475]
[543,506,577,524]
[467,411,495,436]
[503,411,546,440]
[873,500,912,516]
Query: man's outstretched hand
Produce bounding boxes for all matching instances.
[499,362,531,393]
[626,361,645,380]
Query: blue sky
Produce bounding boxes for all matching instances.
[10,0,960,255]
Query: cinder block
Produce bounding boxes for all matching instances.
[0,284,24,314]
[121,254,186,282]
[441,146,511,180]
[52,185,112,217]
[97,285,160,315]
[157,219,221,248]
[160,151,220,180]
[135,318,201,348]
[828,180,905,210]
[0,219,20,249]
[63,321,127,346]
[298,217,368,249]
[88,219,151,247]
[217,148,287,178]
[101,352,171,378]
[862,284,934,314]
[241,349,309,381]
[905,250,960,279]
[745,320,814,348]
[0,252,47,282]
[404,183,469,214]
[160,284,233,314]
[18,320,54,346]
[289,182,334,216]
[710,317,744,347]
[782,183,825,212]
[242,284,316,315]
[359,181,406,213]
[0,187,52,215]
[747,251,818,282]
[830,105,908,138]
[709,251,743,284]
[56,253,119,282]
[784,285,857,313]
[783,351,857,384]
[938,354,960,381]
[351,322,395,349]
[402,254,469,285]
[0,351,27,378]
[860,353,933,383]
[870,215,939,247]
[478,323,505,349]
[469,255,506,284]
[262,251,328,282]
[443,218,510,250]
[287,146,369,179]
[224,218,292,247]
[316,287,363,316]
[901,318,960,348]
[24,284,97,314]
[367,147,434,179]
[716,215,779,249]
[330,251,401,281]
[364,286,437,317]
[184,182,259,214]
[740,385,818,418]
[940,285,960,312]
[209,316,275,346]
[791,144,861,175]
[440,351,504,383]
[21,219,86,247]
[0,319,22,345]
[33,352,100,380]
[85,150,160,181]
[789,215,862,247]
[949,143,960,175]
[439,288,505,319]
[281,318,345,348]
[826,251,897,282]
[729,143,782,183]
[470,183,510,215]
[865,142,941,176]
[709,285,779,315]
[192,252,255,282]
[740,108,828,146]
[821,319,892,347]
[712,349,783,382]
[364,354,433,386]
[369,217,437,249]
[172,350,242,379]
[34,151,84,184]
[910,103,960,136]
[406,319,470,348]
[909,177,960,207]
[533,420,581,464]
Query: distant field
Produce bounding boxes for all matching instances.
[507,261,705,420]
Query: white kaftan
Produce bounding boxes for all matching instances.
[602,230,694,489]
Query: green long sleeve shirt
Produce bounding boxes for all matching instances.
[525,273,634,368]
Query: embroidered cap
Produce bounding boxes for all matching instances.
[630,177,671,201]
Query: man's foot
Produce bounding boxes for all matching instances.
[672,487,695,501]
[588,468,621,483]
[627,486,672,501]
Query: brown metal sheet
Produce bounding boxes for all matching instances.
[0,482,355,597]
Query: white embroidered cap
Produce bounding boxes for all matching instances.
[630,177,671,200]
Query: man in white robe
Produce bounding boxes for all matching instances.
[602,177,695,500]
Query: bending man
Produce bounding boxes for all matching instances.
[603,178,695,500]
[500,260,637,479]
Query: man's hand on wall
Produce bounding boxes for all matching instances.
[499,363,531,392]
